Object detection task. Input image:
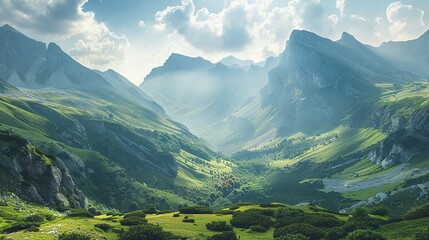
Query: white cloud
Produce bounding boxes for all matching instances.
[138,20,146,28]
[155,0,333,57]
[0,0,129,69]
[386,1,427,40]
[336,0,346,16]
[155,0,251,52]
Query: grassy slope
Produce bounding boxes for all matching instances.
[0,87,224,211]
[4,198,426,240]
[0,198,350,240]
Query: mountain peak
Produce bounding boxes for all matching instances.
[337,32,362,46]
[288,29,321,43]
[340,32,356,41]
[163,53,212,70]
[220,55,255,68]
[1,24,24,35]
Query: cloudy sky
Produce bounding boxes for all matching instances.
[1,0,428,85]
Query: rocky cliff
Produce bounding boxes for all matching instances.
[0,131,87,208]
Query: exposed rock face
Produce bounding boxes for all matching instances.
[368,135,422,168]
[360,100,429,168]
[0,133,87,208]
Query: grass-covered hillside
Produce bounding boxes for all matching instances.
[0,83,233,212]
[2,194,429,240]
[226,82,429,215]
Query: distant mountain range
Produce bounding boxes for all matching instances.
[140,53,278,148]
[140,29,428,152]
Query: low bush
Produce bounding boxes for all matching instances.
[124,210,147,219]
[156,210,175,215]
[273,223,325,240]
[119,224,165,240]
[207,231,238,240]
[2,221,40,234]
[250,225,267,232]
[120,217,148,226]
[275,234,309,240]
[94,223,111,231]
[182,218,195,223]
[58,231,91,240]
[415,227,429,240]
[367,206,389,216]
[214,209,235,215]
[230,211,272,229]
[179,205,213,214]
[273,208,305,219]
[68,209,94,218]
[260,203,283,208]
[229,205,239,210]
[404,203,429,220]
[346,229,387,240]
[206,221,233,231]
[24,214,45,223]
[173,213,180,217]
[274,213,344,228]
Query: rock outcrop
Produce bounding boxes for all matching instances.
[0,131,87,208]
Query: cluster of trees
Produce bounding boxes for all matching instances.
[2,214,50,234]
[206,221,233,231]
[179,205,213,214]
[120,210,148,226]
[227,206,389,240]
[213,174,241,197]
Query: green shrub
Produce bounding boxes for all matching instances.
[179,205,213,214]
[44,214,55,221]
[260,203,282,208]
[124,210,147,219]
[206,221,233,231]
[94,223,111,231]
[415,227,429,240]
[145,204,157,214]
[119,224,164,240]
[207,231,238,240]
[214,209,235,215]
[273,223,324,240]
[156,210,175,215]
[230,211,272,229]
[274,213,343,228]
[2,221,40,233]
[352,207,368,219]
[275,234,310,240]
[404,204,429,220]
[182,218,195,223]
[367,206,389,216]
[0,201,8,206]
[88,207,97,215]
[173,213,180,217]
[68,209,94,218]
[243,208,275,217]
[274,208,305,219]
[58,231,91,240]
[229,205,239,210]
[346,229,387,240]
[24,214,45,223]
[26,226,40,232]
[120,217,148,226]
[250,225,267,232]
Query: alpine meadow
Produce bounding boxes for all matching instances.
[1,1,429,240]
